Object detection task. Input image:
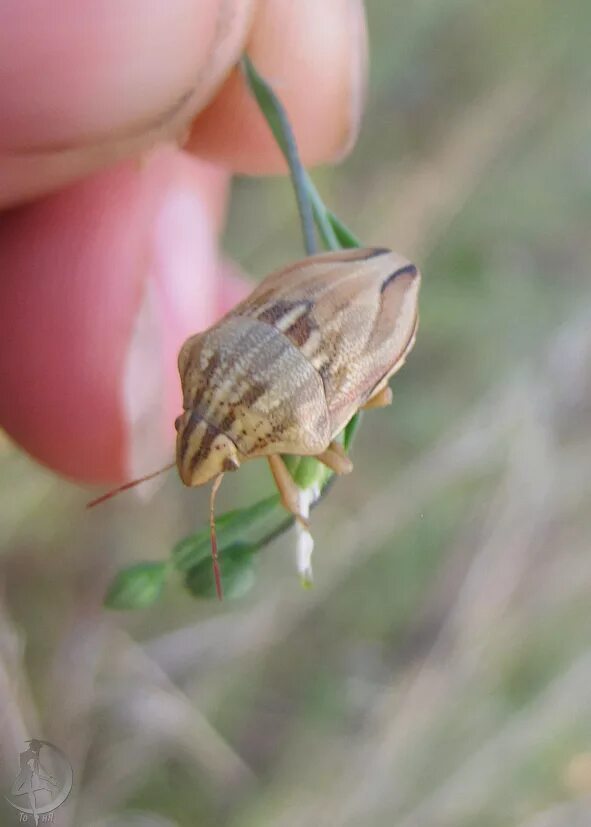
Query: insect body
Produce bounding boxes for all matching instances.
[90,247,420,599]
[176,246,420,513]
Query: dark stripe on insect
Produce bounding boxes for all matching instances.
[256,299,316,346]
[284,311,316,348]
[189,427,216,474]
[192,351,221,408]
[257,300,300,327]
[333,247,390,262]
[179,410,201,464]
[362,247,391,259]
[189,411,232,472]
[380,264,417,293]
[216,382,268,435]
[182,354,192,383]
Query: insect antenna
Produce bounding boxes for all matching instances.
[209,474,224,601]
[86,462,176,508]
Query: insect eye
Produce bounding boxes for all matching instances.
[174,416,183,432]
[222,458,239,473]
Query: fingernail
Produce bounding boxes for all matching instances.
[122,272,170,490]
[337,0,368,159]
[122,182,218,483]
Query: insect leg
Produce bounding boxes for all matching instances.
[315,441,353,475]
[267,455,310,527]
[362,385,393,411]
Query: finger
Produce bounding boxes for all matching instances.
[0,0,255,208]
[186,0,368,174]
[0,147,247,486]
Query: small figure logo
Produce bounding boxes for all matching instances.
[5,740,73,825]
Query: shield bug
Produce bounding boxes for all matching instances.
[90,247,421,597]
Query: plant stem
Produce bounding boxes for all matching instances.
[241,55,317,256]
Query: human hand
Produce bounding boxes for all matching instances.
[0,0,367,485]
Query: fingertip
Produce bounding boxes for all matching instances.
[0,0,255,207]
[186,0,368,174]
[0,149,231,485]
[124,154,231,482]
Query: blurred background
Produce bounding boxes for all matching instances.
[1,2,591,825]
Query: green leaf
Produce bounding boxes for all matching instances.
[185,543,258,600]
[241,54,362,256]
[327,210,362,249]
[305,177,341,250]
[282,455,325,490]
[304,174,362,251]
[242,55,316,255]
[343,412,363,453]
[104,562,167,610]
[291,456,322,489]
[172,494,280,572]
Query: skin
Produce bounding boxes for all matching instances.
[0,0,368,485]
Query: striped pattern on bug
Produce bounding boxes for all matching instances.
[175,246,420,498]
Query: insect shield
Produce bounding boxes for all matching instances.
[176,247,419,491]
[4,739,73,825]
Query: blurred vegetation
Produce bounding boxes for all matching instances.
[1,2,591,826]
